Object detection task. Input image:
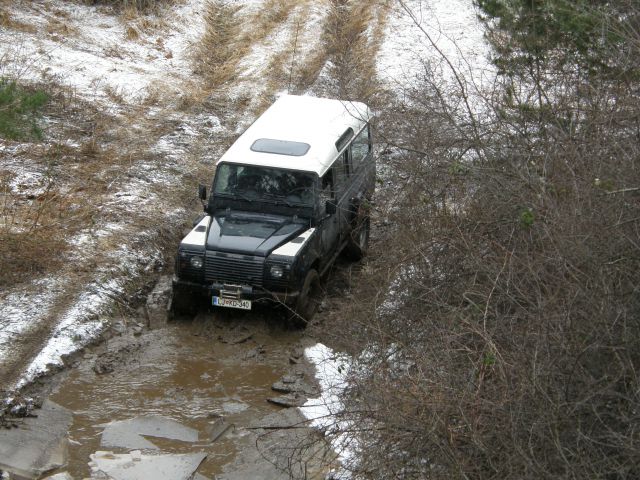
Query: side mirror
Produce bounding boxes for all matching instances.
[325,200,337,215]
[198,184,207,200]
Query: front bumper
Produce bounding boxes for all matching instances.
[172,276,300,305]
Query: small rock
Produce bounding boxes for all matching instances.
[111,320,126,335]
[243,345,266,359]
[281,375,296,384]
[219,327,253,345]
[271,375,318,396]
[267,393,306,408]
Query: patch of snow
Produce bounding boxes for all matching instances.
[0,0,206,106]
[0,277,65,367]
[89,450,207,480]
[378,0,493,105]
[301,343,356,478]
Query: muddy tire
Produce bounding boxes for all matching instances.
[344,217,370,260]
[291,269,322,328]
[169,287,196,319]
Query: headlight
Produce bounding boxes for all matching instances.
[270,265,284,278]
[190,256,204,269]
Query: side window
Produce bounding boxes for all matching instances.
[333,157,348,194]
[321,170,334,199]
[342,149,351,177]
[351,125,371,172]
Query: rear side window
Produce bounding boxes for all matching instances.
[351,126,371,171]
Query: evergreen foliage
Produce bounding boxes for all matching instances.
[476,0,637,77]
[0,79,48,141]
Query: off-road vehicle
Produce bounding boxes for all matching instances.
[171,94,374,323]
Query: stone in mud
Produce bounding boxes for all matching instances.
[271,373,318,397]
[218,326,253,345]
[145,275,173,329]
[132,323,144,336]
[267,393,307,408]
[0,400,72,479]
[89,451,207,480]
[100,416,199,450]
[243,345,266,360]
[92,341,143,375]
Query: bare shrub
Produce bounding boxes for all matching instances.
[317,2,640,479]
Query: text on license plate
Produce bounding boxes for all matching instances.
[212,296,252,310]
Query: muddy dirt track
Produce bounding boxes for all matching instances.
[45,304,331,479]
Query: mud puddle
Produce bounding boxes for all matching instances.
[48,308,320,479]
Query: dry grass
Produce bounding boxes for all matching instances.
[75,0,179,13]
[46,16,79,38]
[194,1,244,89]
[0,81,148,287]
[322,0,389,100]
[121,8,168,39]
[195,0,299,92]
[0,7,38,33]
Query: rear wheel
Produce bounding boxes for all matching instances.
[344,217,370,260]
[291,269,322,328]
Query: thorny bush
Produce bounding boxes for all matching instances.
[319,1,640,479]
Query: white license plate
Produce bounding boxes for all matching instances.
[212,296,252,310]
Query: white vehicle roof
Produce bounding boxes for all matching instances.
[217,94,372,177]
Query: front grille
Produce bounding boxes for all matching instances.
[205,251,265,286]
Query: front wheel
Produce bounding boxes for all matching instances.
[168,287,197,319]
[291,269,322,328]
[344,217,370,260]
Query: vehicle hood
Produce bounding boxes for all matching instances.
[206,211,307,256]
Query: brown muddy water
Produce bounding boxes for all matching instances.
[49,308,316,478]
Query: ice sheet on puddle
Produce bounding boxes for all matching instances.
[89,451,207,480]
[100,416,199,450]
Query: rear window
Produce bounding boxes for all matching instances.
[250,138,310,156]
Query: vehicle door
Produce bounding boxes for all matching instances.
[334,148,353,239]
[319,166,340,261]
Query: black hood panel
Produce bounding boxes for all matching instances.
[206,211,307,256]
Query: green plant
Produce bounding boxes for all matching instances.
[519,208,534,228]
[0,79,48,140]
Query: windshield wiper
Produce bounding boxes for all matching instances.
[232,191,254,203]
[263,193,295,207]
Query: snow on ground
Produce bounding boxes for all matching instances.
[301,343,356,478]
[378,0,493,105]
[0,0,206,104]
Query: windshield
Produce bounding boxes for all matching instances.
[213,164,316,206]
